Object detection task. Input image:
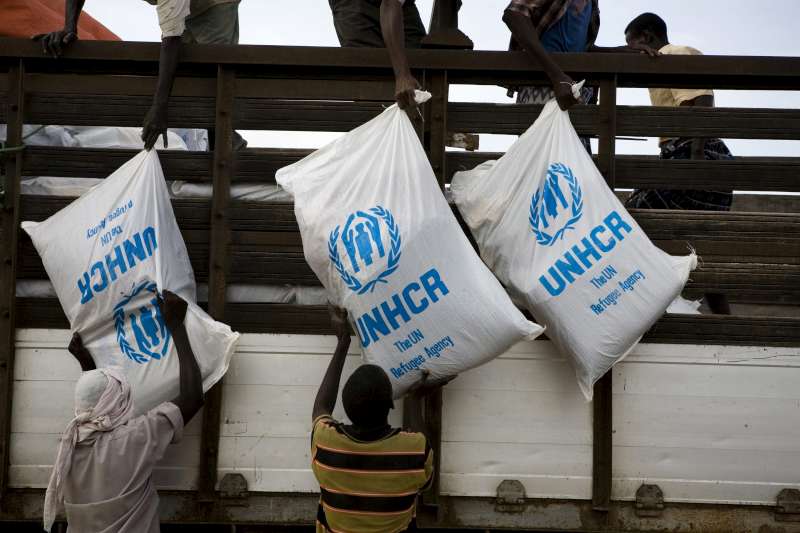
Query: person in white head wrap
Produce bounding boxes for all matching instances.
[44,291,205,533]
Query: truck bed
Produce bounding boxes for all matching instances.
[12,329,800,508]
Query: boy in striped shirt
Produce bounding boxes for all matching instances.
[311,306,447,533]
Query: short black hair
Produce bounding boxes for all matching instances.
[342,364,394,428]
[625,13,668,41]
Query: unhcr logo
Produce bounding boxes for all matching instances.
[113,281,171,364]
[329,206,402,295]
[529,163,584,246]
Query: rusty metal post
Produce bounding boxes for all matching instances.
[597,77,618,188]
[592,372,613,512]
[198,65,235,502]
[592,77,618,513]
[424,70,449,189]
[410,68,450,517]
[0,61,24,504]
[421,388,443,513]
[421,0,473,49]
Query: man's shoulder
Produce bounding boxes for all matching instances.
[312,415,342,441]
[391,429,428,452]
[313,414,339,430]
[660,44,705,56]
[117,402,183,436]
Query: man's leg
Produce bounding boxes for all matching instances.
[402,0,427,48]
[328,0,385,47]
[626,138,733,315]
[185,3,240,45]
[185,3,246,150]
[705,293,731,315]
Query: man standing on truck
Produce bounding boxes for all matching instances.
[37,0,243,150]
[503,1,658,151]
[311,305,449,533]
[43,291,204,532]
[328,0,426,112]
[623,12,733,315]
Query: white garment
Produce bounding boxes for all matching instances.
[156,0,192,38]
[63,402,183,533]
[44,367,135,532]
[74,370,110,413]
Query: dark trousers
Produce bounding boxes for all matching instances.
[329,0,426,48]
[625,138,734,314]
[183,2,247,150]
[625,138,734,211]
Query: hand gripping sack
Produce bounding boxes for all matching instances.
[22,151,239,414]
[277,92,543,398]
[451,101,697,400]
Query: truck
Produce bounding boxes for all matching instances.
[1,27,799,532]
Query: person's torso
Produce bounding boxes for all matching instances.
[187,0,239,18]
[143,0,239,18]
[648,43,714,143]
[63,425,160,532]
[363,0,415,6]
[538,0,594,53]
[312,420,431,533]
[649,44,711,108]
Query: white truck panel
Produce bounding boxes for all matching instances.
[11,329,800,507]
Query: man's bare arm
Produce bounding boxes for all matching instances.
[35,0,85,57]
[503,9,577,110]
[681,94,714,160]
[380,0,421,111]
[160,291,204,424]
[142,36,182,150]
[68,332,96,372]
[312,306,351,422]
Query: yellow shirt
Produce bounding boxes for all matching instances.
[649,44,714,143]
[649,44,714,108]
[311,415,434,533]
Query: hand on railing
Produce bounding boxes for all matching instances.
[33,29,78,59]
[625,43,661,57]
[142,103,170,151]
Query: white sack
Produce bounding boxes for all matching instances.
[667,296,702,315]
[70,126,186,150]
[22,150,239,414]
[452,101,696,400]
[170,181,293,202]
[21,177,104,197]
[277,92,542,398]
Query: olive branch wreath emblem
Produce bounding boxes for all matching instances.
[328,206,402,295]
[529,163,583,246]
[113,280,169,364]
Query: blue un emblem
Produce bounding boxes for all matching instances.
[113,281,171,364]
[329,206,402,295]
[529,162,584,246]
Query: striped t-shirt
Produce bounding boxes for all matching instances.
[311,415,434,533]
